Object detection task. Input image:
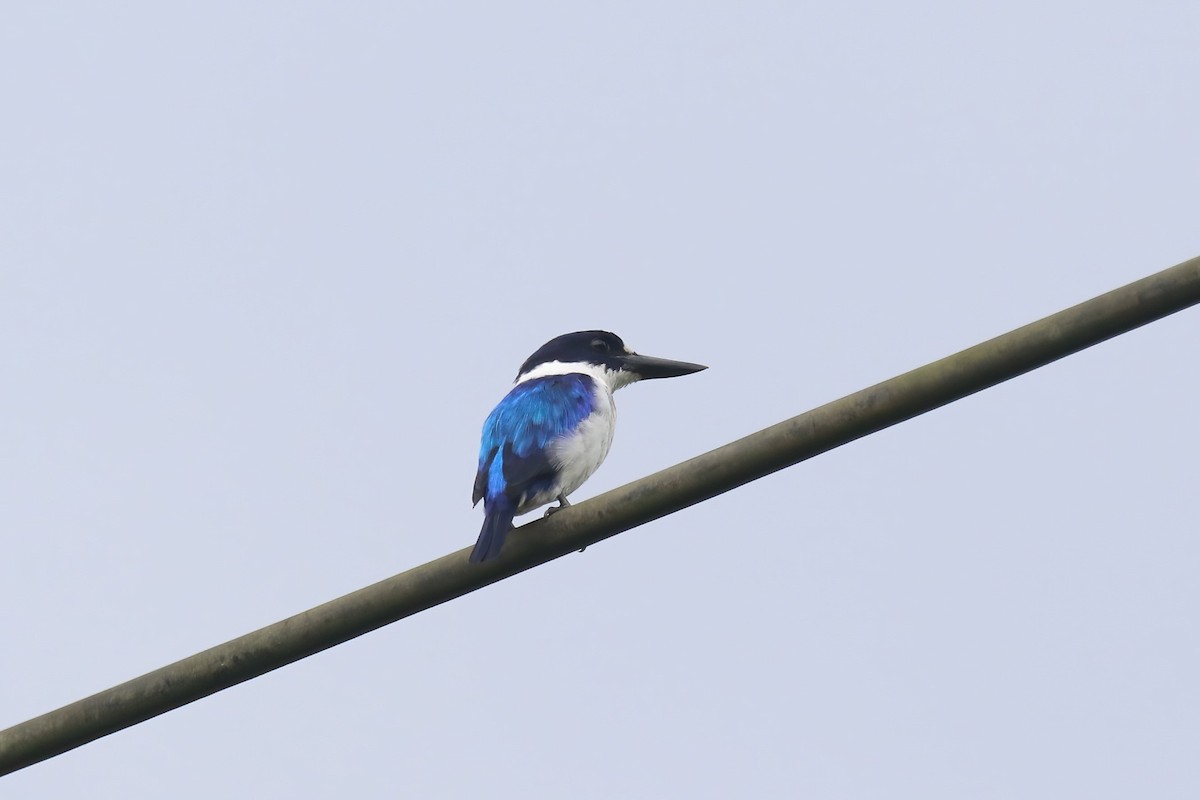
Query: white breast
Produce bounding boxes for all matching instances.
[513,360,627,514]
[548,384,616,499]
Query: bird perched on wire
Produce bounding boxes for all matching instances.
[470,330,707,563]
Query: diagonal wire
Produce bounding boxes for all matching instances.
[2,255,1199,777]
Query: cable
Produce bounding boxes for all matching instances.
[2,254,1198,777]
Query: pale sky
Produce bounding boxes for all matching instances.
[2,3,1198,798]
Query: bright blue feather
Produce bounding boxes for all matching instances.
[469,374,597,563]
[475,374,596,503]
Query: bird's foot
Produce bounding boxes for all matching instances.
[541,494,584,551]
[543,494,571,518]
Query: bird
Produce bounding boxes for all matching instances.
[470,330,707,563]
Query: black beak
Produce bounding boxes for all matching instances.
[620,353,708,380]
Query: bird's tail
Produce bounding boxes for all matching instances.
[470,501,516,563]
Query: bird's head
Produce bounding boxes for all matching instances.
[516,330,707,390]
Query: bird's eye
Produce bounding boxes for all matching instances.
[591,338,610,353]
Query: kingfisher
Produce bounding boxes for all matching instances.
[470,330,707,563]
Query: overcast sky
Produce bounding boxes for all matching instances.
[2,3,1198,798]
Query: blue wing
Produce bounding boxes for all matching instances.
[473,374,597,509]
